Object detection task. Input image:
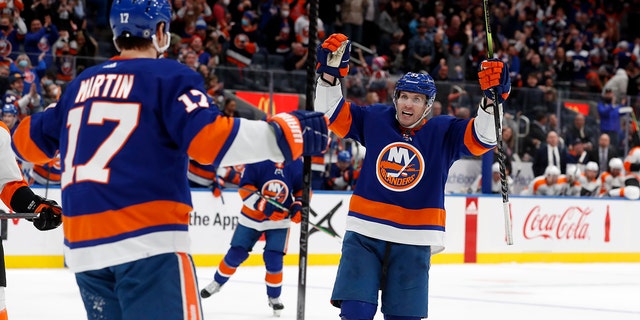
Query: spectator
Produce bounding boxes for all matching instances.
[10,53,46,95]
[263,2,296,55]
[220,98,239,117]
[4,72,41,117]
[341,0,367,45]
[0,11,27,61]
[602,52,632,103]
[188,34,212,66]
[41,79,60,106]
[532,130,568,177]
[23,16,58,66]
[597,88,626,148]
[588,133,618,174]
[294,3,325,47]
[74,28,99,74]
[406,21,434,73]
[318,0,341,37]
[52,29,78,83]
[521,110,547,161]
[0,65,9,96]
[283,41,306,71]
[563,113,597,151]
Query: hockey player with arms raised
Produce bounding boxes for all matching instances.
[9,0,328,319]
[314,33,510,320]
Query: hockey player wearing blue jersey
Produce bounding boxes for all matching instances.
[315,33,511,320]
[9,1,328,319]
[200,160,304,316]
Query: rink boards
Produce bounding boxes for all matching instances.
[2,188,640,268]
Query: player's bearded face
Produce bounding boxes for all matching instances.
[395,91,429,127]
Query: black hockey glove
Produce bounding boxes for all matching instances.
[11,186,62,231]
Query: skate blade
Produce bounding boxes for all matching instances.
[272,309,282,317]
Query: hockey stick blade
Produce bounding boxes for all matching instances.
[0,212,38,219]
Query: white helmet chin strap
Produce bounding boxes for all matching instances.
[152,32,171,54]
[111,32,171,54]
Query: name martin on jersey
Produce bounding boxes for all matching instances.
[74,73,135,104]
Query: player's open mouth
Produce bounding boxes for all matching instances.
[402,111,413,116]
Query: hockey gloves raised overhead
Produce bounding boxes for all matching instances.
[478,58,511,104]
[258,198,287,221]
[289,201,302,224]
[268,110,329,162]
[316,33,351,79]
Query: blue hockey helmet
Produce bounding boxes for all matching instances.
[393,72,437,127]
[2,104,17,116]
[337,150,352,163]
[109,0,172,53]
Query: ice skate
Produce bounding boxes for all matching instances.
[200,281,222,298]
[267,296,284,317]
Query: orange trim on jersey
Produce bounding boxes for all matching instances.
[241,206,268,221]
[329,101,352,138]
[218,259,237,276]
[624,147,640,172]
[311,155,324,165]
[32,165,61,181]
[238,185,258,200]
[188,116,235,165]
[349,194,446,227]
[177,252,202,320]
[63,201,192,243]
[0,308,7,320]
[268,114,303,160]
[0,121,9,133]
[188,163,216,180]
[265,271,283,286]
[12,117,53,165]
[0,180,28,210]
[464,119,493,156]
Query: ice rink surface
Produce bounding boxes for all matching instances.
[6,263,640,319]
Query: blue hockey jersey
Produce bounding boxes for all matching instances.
[318,86,495,253]
[11,57,288,272]
[238,159,303,231]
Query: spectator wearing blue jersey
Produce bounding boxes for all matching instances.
[314,33,510,320]
[23,16,58,67]
[598,88,624,149]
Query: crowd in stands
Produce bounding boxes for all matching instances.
[2,0,640,196]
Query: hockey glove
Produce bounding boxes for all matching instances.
[212,176,225,198]
[289,201,302,224]
[268,111,329,162]
[478,58,511,104]
[10,186,62,231]
[30,197,63,231]
[258,198,287,221]
[316,33,351,78]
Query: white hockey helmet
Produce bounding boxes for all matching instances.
[609,158,623,170]
[585,161,599,172]
[544,165,561,176]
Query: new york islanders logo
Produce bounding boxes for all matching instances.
[261,179,289,203]
[376,142,424,191]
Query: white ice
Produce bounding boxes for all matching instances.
[6,263,640,319]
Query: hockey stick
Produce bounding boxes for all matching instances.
[0,212,38,219]
[299,0,319,317]
[236,186,341,239]
[483,0,513,245]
